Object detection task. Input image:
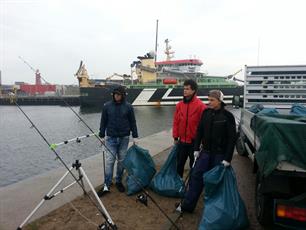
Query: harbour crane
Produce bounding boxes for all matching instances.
[226,68,244,83]
[18,56,50,85]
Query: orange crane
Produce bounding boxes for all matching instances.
[18,56,50,85]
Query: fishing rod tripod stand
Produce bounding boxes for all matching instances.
[17,159,116,230]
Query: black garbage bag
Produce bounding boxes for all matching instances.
[123,145,156,195]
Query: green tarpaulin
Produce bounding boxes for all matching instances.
[252,114,306,176]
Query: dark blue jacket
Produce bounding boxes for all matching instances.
[99,100,138,138]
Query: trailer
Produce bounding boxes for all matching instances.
[237,65,306,228]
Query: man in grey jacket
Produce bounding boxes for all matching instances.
[98,86,138,196]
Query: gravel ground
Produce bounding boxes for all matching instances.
[231,153,264,230]
[24,148,265,230]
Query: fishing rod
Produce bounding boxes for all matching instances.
[179,156,198,194]
[60,99,180,229]
[13,58,179,228]
[14,102,117,230]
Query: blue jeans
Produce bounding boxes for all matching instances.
[181,151,225,212]
[104,136,129,186]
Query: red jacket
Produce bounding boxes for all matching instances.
[172,95,207,144]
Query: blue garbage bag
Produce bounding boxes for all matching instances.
[290,104,306,115]
[248,104,264,113]
[199,165,249,230]
[123,145,156,195]
[257,108,279,115]
[150,145,184,197]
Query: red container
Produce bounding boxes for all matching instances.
[20,84,56,95]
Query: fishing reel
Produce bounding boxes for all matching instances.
[136,193,148,206]
[98,222,117,230]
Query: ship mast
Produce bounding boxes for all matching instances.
[154,19,158,63]
[164,39,175,61]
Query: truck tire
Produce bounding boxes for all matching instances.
[255,173,273,226]
[236,134,247,156]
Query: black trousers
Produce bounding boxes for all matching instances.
[176,142,194,178]
[181,152,225,212]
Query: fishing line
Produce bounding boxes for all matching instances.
[63,193,100,228]
[14,97,179,229]
[14,102,117,230]
[60,99,180,229]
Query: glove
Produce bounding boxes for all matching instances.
[221,160,230,167]
[133,138,139,145]
[193,151,200,159]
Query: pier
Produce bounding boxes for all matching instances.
[0,95,80,106]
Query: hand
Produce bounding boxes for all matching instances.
[133,138,139,145]
[221,160,230,167]
[193,151,200,159]
[100,138,105,145]
[173,138,179,145]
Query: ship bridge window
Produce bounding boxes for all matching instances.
[280,76,284,79]
[286,76,290,79]
[264,76,268,79]
[292,76,296,79]
[274,76,279,79]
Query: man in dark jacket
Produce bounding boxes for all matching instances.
[97,86,138,196]
[176,89,236,213]
[172,79,207,177]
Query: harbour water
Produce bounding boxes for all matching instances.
[0,105,175,187]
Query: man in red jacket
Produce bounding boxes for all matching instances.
[173,79,207,177]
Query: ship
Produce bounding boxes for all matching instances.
[76,39,243,108]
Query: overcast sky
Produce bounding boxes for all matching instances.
[0,0,306,85]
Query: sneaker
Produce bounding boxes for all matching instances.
[175,202,183,214]
[115,182,125,193]
[97,184,110,197]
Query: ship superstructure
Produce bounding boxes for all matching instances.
[77,40,243,107]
